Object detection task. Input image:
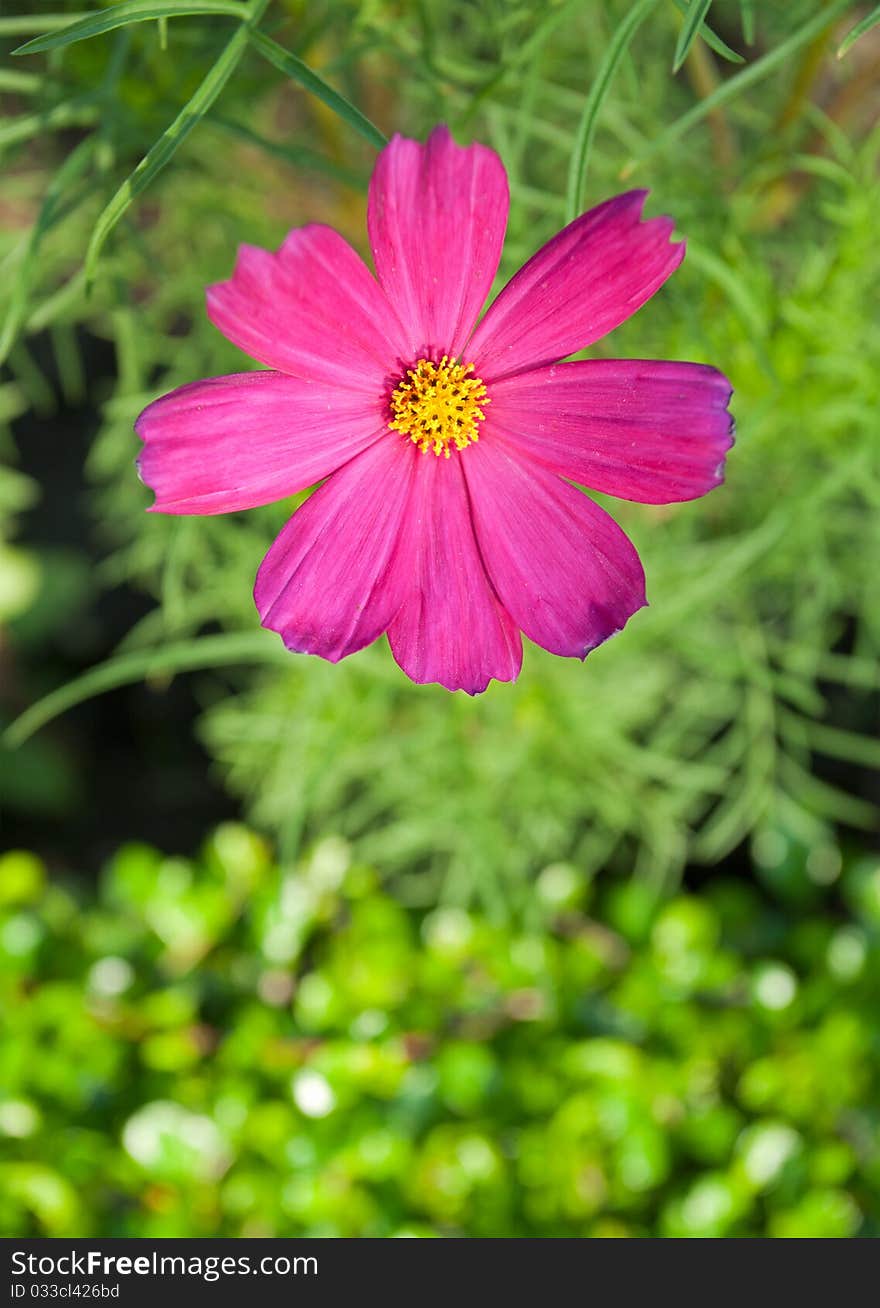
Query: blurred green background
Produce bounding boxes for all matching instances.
[1,0,878,1237]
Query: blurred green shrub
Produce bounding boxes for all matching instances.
[1,824,878,1237]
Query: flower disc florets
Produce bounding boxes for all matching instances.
[389,355,489,457]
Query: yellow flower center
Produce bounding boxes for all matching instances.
[388,356,489,457]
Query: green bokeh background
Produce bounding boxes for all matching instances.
[2,827,880,1237]
[1,0,878,1237]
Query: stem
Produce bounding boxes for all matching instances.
[773,1,838,134]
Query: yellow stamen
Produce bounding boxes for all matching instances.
[389,356,489,457]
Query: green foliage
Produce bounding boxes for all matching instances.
[248,30,386,148]
[0,461,39,623]
[565,0,658,222]
[837,5,880,58]
[2,0,877,898]
[83,0,270,284]
[11,5,251,58]
[1,0,878,1240]
[1,826,879,1237]
[670,1,745,68]
[673,1,719,73]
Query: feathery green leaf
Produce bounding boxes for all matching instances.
[5,633,288,747]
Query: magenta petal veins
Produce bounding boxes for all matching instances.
[136,372,386,515]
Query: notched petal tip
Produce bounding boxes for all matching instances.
[613,186,650,210]
[136,461,162,514]
[133,418,161,511]
[618,191,685,270]
[263,618,350,666]
[578,594,649,662]
[709,410,737,487]
[397,662,521,696]
[644,212,685,260]
[426,121,453,145]
[385,120,490,159]
[134,453,156,510]
[207,242,267,295]
[133,391,163,441]
[459,672,518,696]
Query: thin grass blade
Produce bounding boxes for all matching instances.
[83,1,267,284]
[0,100,99,153]
[740,0,756,44]
[0,14,86,37]
[673,0,717,72]
[671,0,744,65]
[837,5,880,58]
[622,0,852,175]
[209,116,368,188]
[12,1,247,56]
[0,136,98,364]
[249,29,386,149]
[565,0,658,223]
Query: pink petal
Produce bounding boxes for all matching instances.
[387,454,522,694]
[136,372,386,515]
[463,437,646,659]
[207,224,409,390]
[469,191,684,381]
[488,359,734,504]
[254,438,416,663]
[368,125,509,360]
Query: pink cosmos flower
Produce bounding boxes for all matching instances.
[136,125,733,694]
